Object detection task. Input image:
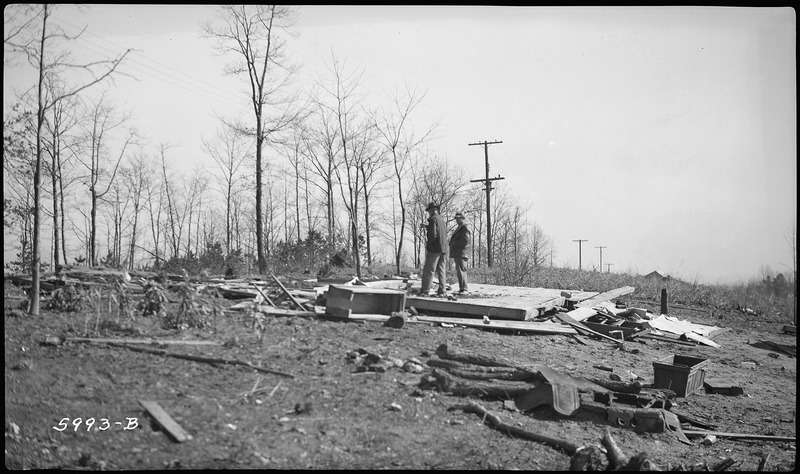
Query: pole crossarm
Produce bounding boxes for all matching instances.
[468,140,504,268]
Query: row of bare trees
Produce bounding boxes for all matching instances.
[4,4,554,315]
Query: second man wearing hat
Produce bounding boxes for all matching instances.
[448,212,471,293]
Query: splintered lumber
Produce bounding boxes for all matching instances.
[448,401,579,455]
[682,430,796,443]
[417,315,577,335]
[63,337,222,346]
[435,343,518,368]
[270,273,307,310]
[107,342,295,378]
[554,312,625,347]
[575,286,636,307]
[139,400,192,442]
[782,325,796,334]
[429,368,533,398]
[250,282,276,306]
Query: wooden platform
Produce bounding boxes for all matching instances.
[406,284,599,321]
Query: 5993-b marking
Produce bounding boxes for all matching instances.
[53,417,138,432]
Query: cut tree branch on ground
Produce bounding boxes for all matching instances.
[448,400,580,455]
[106,342,295,378]
[428,368,534,398]
[436,343,519,368]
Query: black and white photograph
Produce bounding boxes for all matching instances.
[4,5,796,470]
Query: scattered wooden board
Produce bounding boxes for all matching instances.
[682,430,795,443]
[139,400,192,442]
[64,337,222,346]
[575,286,636,308]
[682,332,721,348]
[782,325,796,334]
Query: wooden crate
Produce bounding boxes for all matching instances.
[325,285,406,318]
[652,354,708,397]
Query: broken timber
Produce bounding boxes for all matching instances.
[62,337,222,346]
[139,400,192,442]
[554,312,625,347]
[682,430,796,443]
[574,286,636,308]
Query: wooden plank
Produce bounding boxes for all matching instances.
[139,400,193,442]
[682,430,795,443]
[782,325,796,334]
[581,322,638,340]
[682,332,721,348]
[575,286,636,307]
[404,296,529,320]
[64,337,222,346]
[270,273,308,310]
[417,315,577,334]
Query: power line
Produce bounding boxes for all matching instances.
[469,140,504,267]
[595,245,606,273]
[572,239,587,271]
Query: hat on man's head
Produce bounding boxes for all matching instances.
[425,202,439,212]
[454,212,465,219]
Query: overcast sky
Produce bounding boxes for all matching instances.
[3,5,796,284]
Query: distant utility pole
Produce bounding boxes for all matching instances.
[595,245,606,273]
[573,239,588,271]
[469,140,504,267]
[606,263,613,273]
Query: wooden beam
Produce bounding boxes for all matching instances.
[139,400,193,442]
[575,286,636,307]
[682,430,795,443]
[64,337,222,346]
[404,296,529,320]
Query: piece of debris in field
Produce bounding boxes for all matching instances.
[652,354,708,397]
[700,434,717,446]
[139,400,193,443]
[325,285,406,319]
[703,379,744,396]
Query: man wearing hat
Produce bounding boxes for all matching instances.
[421,202,448,297]
[448,212,471,293]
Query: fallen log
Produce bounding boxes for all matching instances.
[587,377,642,394]
[107,342,295,378]
[428,368,533,399]
[427,359,539,382]
[435,343,518,368]
[448,400,579,455]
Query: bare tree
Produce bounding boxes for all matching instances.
[74,92,136,266]
[4,4,130,314]
[374,86,435,274]
[203,124,251,256]
[202,5,302,275]
[302,99,341,252]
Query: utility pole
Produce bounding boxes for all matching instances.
[606,263,613,273]
[573,239,588,271]
[469,140,504,267]
[595,245,606,273]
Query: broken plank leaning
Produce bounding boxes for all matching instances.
[139,400,193,442]
[64,337,222,346]
[574,286,636,308]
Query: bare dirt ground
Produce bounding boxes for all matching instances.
[4,281,796,471]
